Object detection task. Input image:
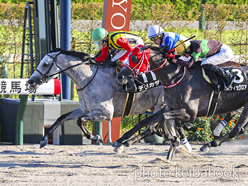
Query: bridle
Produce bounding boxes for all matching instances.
[122,47,186,89]
[35,51,99,91]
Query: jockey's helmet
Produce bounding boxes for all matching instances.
[92,27,108,50]
[148,25,164,41]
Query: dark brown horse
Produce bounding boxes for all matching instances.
[115,45,248,162]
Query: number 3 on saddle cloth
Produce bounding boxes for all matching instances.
[202,67,247,92]
[202,66,247,117]
[127,45,161,92]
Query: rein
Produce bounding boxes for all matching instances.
[77,64,99,91]
[162,67,186,88]
[124,46,187,89]
[36,51,99,91]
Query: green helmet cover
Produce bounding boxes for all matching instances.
[92,27,108,43]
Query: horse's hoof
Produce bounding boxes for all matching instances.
[200,145,210,152]
[112,141,122,147]
[113,145,124,153]
[183,143,192,153]
[92,135,104,143]
[40,139,48,148]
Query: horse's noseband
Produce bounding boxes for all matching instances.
[35,51,62,83]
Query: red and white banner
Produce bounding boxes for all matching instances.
[0,79,60,95]
[102,0,132,32]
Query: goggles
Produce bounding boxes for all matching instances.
[94,39,108,50]
[150,35,159,41]
[94,40,103,50]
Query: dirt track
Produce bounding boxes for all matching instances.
[0,139,248,186]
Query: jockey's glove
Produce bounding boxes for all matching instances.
[89,57,96,63]
[110,59,121,67]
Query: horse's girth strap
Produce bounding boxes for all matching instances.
[206,90,221,117]
[122,92,136,117]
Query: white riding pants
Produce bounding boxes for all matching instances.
[201,44,234,66]
[111,37,144,64]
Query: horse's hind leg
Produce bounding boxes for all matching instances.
[210,103,248,148]
[200,112,236,152]
[238,122,248,135]
[213,112,236,138]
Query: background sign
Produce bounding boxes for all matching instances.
[0,79,60,95]
[102,0,132,32]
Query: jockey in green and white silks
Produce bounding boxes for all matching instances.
[171,39,235,139]
[171,39,235,90]
[148,25,190,55]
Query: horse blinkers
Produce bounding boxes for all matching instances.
[131,55,139,64]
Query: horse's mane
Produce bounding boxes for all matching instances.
[49,48,90,61]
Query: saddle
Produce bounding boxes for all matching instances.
[202,67,247,92]
[202,66,247,117]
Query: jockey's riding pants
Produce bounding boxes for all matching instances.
[201,44,234,66]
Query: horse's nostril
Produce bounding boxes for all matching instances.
[117,76,123,79]
[28,80,33,84]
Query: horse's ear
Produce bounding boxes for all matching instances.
[49,48,62,53]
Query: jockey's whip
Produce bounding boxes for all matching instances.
[174,35,196,49]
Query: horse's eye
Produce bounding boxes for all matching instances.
[43,62,49,67]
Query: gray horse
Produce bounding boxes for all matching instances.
[115,45,248,161]
[27,48,184,152]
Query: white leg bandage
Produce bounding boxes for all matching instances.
[213,120,227,136]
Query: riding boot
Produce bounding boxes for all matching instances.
[120,78,137,92]
[202,64,236,89]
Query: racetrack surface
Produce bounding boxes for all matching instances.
[0,139,248,186]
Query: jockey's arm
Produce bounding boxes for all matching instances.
[115,37,133,62]
[95,46,110,63]
[160,36,174,50]
[172,57,195,68]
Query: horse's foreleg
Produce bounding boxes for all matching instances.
[77,118,94,140]
[175,120,192,153]
[77,109,111,143]
[163,108,191,120]
[115,106,166,144]
[113,124,158,153]
[162,119,180,162]
[124,123,159,147]
[167,136,180,163]
[40,108,84,148]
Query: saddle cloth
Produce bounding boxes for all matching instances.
[202,67,247,92]
[135,71,161,92]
